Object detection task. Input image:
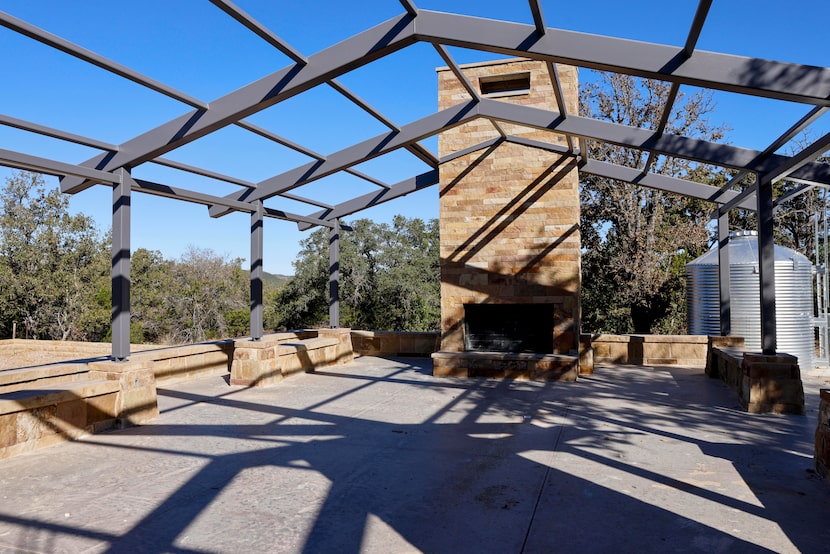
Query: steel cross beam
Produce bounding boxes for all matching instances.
[296,170,438,230]
[528,0,546,35]
[475,99,830,185]
[0,114,118,152]
[0,148,121,184]
[59,12,418,194]
[497,134,755,209]
[233,119,392,190]
[413,10,830,106]
[642,0,712,172]
[713,105,829,207]
[208,99,479,216]
[212,1,436,174]
[0,10,207,110]
[215,95,830,219]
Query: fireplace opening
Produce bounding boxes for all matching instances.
[463,303,554,353]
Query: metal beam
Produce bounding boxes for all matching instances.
[234,119,395,189]
[297,170,438,231]
[580,159,757,210]
[544,61,574,151]
[682,0,713,57]
[151,157,257,188]
[717,183,757,215]
[476,98,830,186]
[774,183,816,209]
[208,0,307,64]
[0,10,207,110]
[440,137,504,163]
[211,99,478,214]
[398,0,418,17]
[60,12,418,194]
[763,130,830,185]
[0,148,120,183]
[712,105,829,203]
[414,10,830,106]
[528,0,546,35]
[0,113,118,152]
[129,177,338,228]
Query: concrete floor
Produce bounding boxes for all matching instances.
[1,357,829,553]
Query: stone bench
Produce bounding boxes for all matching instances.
[0,378,121,460]
[0,363,91,392]
[706,337,805,414]
[230,328,354,387]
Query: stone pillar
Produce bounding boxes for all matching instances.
[578,334,594,375]
[88,359,158,427]
[740,353,804,414]
[230,338,282,387]
[317,327,354,365]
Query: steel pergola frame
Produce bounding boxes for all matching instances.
[1,1,828,359]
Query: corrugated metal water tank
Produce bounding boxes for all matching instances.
[686,231,814,368]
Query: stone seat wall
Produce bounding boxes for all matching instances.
[705,337,805,415]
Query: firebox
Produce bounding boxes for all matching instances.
[463,304,554,353]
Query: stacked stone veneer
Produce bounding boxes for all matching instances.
[706,337,805,415]
[434,58,580,377]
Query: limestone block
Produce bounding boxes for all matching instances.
[230,338,282,387]
[89,360,159,426]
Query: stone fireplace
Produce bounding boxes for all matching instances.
[431,59,581,380]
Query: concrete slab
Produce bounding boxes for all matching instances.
[0,356,828,553]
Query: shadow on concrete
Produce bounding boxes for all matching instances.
[0,358,828,552]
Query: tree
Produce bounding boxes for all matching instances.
[579,73,726,334]
[0,171,108,340]
[164,246,249,343]
[273,216,440,332]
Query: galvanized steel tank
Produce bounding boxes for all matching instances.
[686,231,814,368]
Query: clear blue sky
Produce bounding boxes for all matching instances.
[1,0,828,274]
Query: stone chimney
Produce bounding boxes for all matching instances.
[433,58,581,379]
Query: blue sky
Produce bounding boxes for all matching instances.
[1,0,828,274]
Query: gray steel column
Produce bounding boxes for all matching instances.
[757,176,777,354]
[717,212,731,336]
[329,219,340,328]
[112,168,131,361]
[250,200,264,340]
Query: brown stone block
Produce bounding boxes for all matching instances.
[0,413,18,449]
[87,392,118,424]
[55,398,86,432]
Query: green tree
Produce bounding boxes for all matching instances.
[273,216,440,332]
[0,171,108,340]
[579,73,726,334]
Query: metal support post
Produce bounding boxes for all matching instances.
[717,211,731,336]
[329,219,341,328]
[250,200,264,340]
[756,176,777,354]
[112,168,131,361]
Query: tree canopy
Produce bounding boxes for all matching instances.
[579,73,727,334]
[273,216,440,332]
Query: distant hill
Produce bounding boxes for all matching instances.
[263,272,292,288]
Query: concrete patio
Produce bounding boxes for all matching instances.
[0,356,829,553]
